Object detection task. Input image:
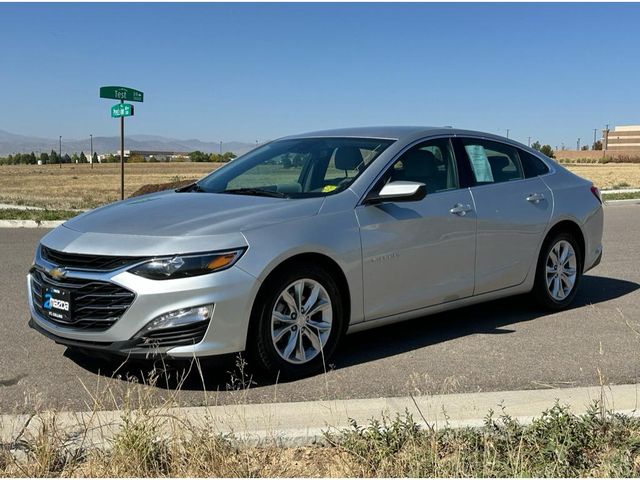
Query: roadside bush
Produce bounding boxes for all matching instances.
[329,403,640,477]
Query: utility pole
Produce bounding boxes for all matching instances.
[59,136,62,168]
[506,129,510,139]
[528,136,531,147]
[593,129,597,148]
[90,134,93,169]
[577,138,580,150]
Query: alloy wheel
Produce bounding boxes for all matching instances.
[545,240,578,301]
[271,278,333,364]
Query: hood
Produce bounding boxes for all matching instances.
[41,191,324,257]
[64,191,324,237]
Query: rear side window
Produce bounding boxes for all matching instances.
[519,149,550,177]
[460,138,524,185]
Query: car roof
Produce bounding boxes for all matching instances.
[282,126,448,141]
[281,126,516,144]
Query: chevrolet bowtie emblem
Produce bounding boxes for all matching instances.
[48,267,67,280]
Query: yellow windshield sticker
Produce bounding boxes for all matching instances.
[322,185,338,193]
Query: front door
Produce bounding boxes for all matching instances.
[356,138,477,320]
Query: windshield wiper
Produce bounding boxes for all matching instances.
[176,182,207,193]
[223,188,288,198]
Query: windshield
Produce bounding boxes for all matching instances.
[195,137,395,198]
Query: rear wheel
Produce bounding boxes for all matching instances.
[249,264,345,379]
[533,232,582,310]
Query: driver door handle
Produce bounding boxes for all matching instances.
[450,203,473,216]
[526,193,545,204]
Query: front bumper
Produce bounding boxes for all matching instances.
[28,247,259,359]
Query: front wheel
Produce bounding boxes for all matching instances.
[248,264,345,379]
[533,233,582,310]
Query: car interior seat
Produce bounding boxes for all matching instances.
[333,146,364,188]
[400,149,447,192]
[488,155,520,182]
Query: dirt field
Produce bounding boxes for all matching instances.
[0,163,220,209]
[0,162,638,210]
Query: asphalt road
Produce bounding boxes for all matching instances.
[1,203,639,413]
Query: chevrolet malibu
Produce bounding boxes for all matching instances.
[28,127,604,378]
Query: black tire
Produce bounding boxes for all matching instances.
[248,263,345,379]
[533,232,582,310]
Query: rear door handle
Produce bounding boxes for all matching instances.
[450,203,473,216]
[526,193,545,204]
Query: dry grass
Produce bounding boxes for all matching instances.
[565,163,640,189]
[1,162,639,211]
[0,163,221,210]
[3,399,640,477]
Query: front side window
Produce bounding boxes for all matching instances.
[378,138,459,193]
[461,138,524,185]
[197,137,394,197]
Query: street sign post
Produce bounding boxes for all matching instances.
[111,103,134,118]
[100,86,144,103]
[100,86,144,200]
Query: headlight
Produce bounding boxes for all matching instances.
[129,249,245,280]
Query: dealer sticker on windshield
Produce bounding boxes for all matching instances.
[43,287,72,322]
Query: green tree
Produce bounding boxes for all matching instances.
[189,151,209,162]
[540,145,555,158]
[92,152,98,164]
[50,150,58,164]
[79,151,87,163]
[593,140,603,151]
[222,151,237,162]
[40,152,49,164]
[531,141,542,151]
[63,153,71,164]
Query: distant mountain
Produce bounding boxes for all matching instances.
[0,129,257,157]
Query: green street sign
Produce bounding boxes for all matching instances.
[111,103,134,118]
[100,86,144,102]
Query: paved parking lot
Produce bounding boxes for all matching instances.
[0,203,639,413]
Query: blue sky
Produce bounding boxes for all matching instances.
[1,2,639,147]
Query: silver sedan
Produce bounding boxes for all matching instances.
[28,127,604,378]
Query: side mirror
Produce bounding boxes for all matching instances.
[363,181,427,205]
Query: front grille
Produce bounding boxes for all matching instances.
[137,321,209,348]
[41,245,146,272]
[31,270,135,331]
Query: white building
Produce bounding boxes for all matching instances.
[604,125,640,150]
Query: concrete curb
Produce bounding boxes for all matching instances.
[604,198,640,205]
[601,188,640,194]
[0,219,65,228]
[2,383,639,449]
[0,203,86,212]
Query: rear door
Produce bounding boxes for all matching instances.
[455,137,553,295]
[356,137,477,320]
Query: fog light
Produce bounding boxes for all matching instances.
[142,304,213,332]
